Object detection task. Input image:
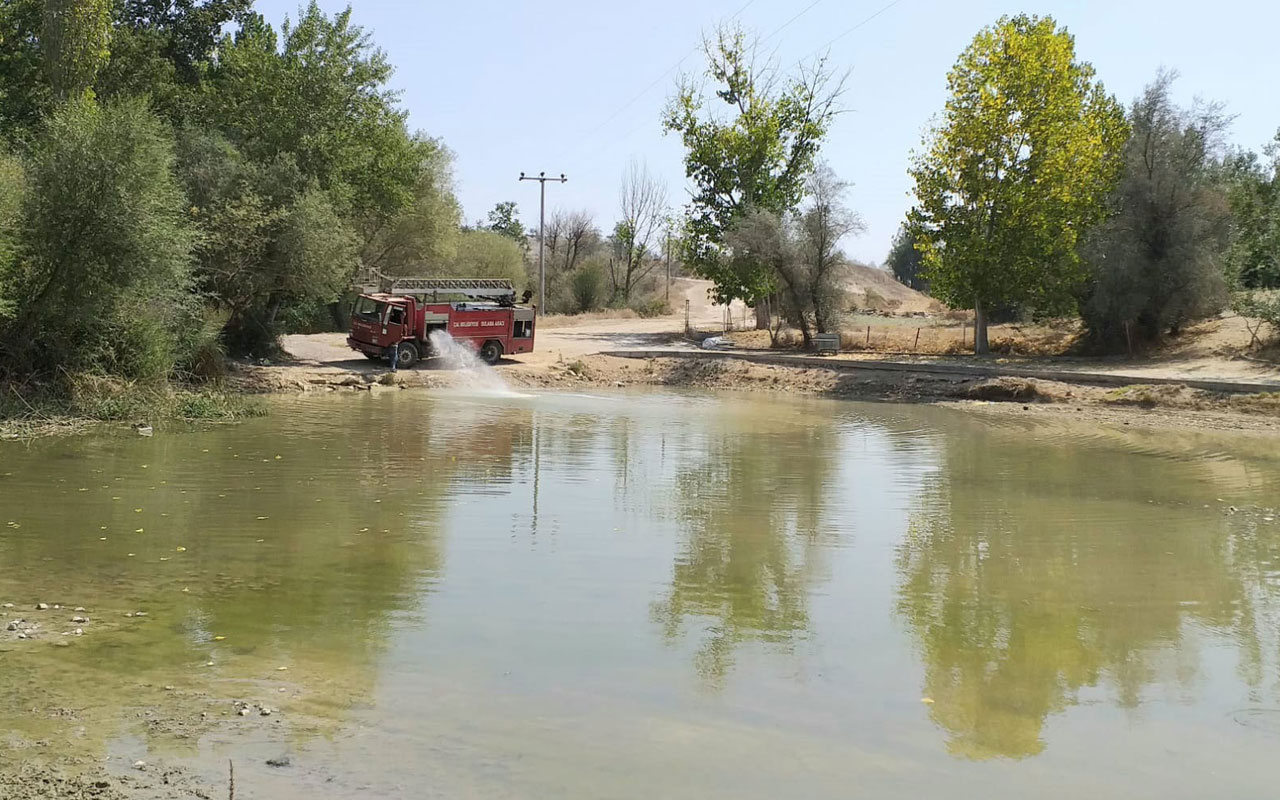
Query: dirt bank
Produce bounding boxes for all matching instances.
[229,345,1280,435]
[0,764,214,800]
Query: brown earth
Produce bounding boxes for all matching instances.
[842,262,941,313]
[229,277,1280,434]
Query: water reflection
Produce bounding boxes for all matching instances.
[895,416,1280,760]
[0,394,528,766]
[649,407,840,684]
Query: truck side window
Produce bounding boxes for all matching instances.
[388,307,405,326]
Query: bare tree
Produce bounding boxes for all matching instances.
[548,209,598,273]
[726,165,862,349]
[610,160,668,302]
[795,166,863,333]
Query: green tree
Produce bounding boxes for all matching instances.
[663,24,842,308]
[0,0,51,138]
[357,135,461,274]
[1081,72,1232,351]
[2,96,197,379]
[451,229,526,286]
[484,200,526,243]
[909,14,1128,353]
[885,223,927,292]
[41,0,112,100]
[1225,134,1280,289]
[202,5,419,259]
[97,0,251,119]
[0,151,25,320]
[176,128,356,356]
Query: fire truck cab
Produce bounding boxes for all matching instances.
[346,277,535,368]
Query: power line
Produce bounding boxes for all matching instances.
[552,0,760,162]
[799,0,907,62]
[761,0,827,43]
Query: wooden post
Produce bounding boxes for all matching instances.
[865,325,871,347]
[914,327,921,351]
[962,322,967,347]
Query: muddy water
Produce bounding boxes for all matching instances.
[2,390,1279,799]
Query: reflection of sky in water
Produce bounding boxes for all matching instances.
[1,390,1279,798]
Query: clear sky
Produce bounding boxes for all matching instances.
[255,0,1280,265]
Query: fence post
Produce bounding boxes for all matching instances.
[914,327,921,351]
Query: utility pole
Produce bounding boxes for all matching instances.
[518,171,566,313]
[665,232,672,304]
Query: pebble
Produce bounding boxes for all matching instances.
[71,616,88,624]
[259,707,273,717]
[132,761,146,771]
[74,607,85,612]
[35,603,48,610]
[73,628,83,636]
[6,621,18,631]
[265,756,290,768]
[238,707,252,717]
[1,603,13,609]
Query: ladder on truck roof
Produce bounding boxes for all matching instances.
[356,270,517,302]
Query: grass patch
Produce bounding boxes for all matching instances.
[1,373,263,440]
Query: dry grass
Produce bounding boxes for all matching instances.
[725,318,1078,356]
[538,309,640,329]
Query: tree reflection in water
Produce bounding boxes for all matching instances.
[895,418,1280,759]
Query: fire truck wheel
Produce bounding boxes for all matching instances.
[395,341,419,369]
[479,340,503,365]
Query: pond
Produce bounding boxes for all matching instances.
[1,388,1279,798]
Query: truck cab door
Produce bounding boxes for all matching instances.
[382,304,408,345]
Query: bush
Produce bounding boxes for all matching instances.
[1233,291,1280,347]
[0,152,25,323]
[2,97,197,379]
[570,259,607,313]
[176,310,230,383]
[629,296,671,318]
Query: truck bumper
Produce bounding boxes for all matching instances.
[347,337,383,357]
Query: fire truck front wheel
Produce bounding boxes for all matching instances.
[479,340,503,365]
[395,341,419,369]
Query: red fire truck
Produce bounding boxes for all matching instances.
[347,277,536,368]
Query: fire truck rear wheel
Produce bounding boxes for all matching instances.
[479,340,503,365]
[395,341,419,369]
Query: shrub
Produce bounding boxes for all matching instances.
[1233,291,1280,347]
[3,97,197,379]
[571,259,607,313]
[629,297,671,318]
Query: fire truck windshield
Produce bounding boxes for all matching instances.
[354,297,385,320]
